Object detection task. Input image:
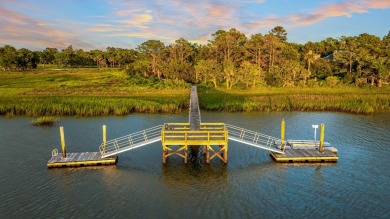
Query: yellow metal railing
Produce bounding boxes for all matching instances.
[161,123,228,146]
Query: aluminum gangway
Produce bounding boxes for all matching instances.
[100,125,163,158]
[225,124,284,154]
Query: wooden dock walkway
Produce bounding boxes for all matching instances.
[270,149,338,163]
[189,86,201,131]
[47,152,117,168]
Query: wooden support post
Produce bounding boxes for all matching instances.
[224,144,228,164]
[59,126,66,158]
[281,119,285,151]
[206,145,210,164]
[319,123,325,153]
[162,147,167,164]
[184,146,188,164]
[103,125,107,154]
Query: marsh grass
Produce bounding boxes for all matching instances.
[32,116,59,126]
[1,69,389,116]
[0,69,189,116]
[198,86,390,114]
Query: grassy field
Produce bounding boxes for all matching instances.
[0,68,389,116]
[0,68,189,116]
[198,86,390,114]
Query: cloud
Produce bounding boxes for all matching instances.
[89,0,390,45]
[2,0,389,50]
[117,13,153,26]
[287,1,368,26]
[242,0,390,32]
[0,7,93,49]
[114,9,143,16]
[365,0,390,8]
[87,0,242,44]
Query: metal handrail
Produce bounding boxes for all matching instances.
[99,125,163,157]
[225,124,284,154]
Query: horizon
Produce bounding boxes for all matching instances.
[1,0,390,51]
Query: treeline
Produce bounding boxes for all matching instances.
[1,26,389,88]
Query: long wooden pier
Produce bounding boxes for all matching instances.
[189,86,201,131]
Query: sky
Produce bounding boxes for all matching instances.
[0,0,389,51]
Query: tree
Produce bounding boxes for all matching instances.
[304,50,317,77]
[264,33,282,72]
[0,45,17,71]
[164,38,195,81]
[336,36,358,77]
[116,48,136,69]
[90,50,105,68]
[245,33,265,69]
[107,47,117,68]
[195,59,222,87]
[40,47,58,66]
[322,37,339,56]
[137,40,165,78]
[210,28,247,63]
[17,48,36,70]
[223,60,242,89]
[239,61,263,87]
[270,26,287,42]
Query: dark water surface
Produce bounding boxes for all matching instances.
[0,111,389,218]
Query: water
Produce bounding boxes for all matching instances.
[0,111,389,218]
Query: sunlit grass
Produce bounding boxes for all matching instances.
[1,69,389,116]
[0,69,189,116]
[198,86,390,114]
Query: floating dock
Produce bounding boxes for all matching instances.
[47,126,117,168]
[47,152,117,168]
[270,122,338,163]
[270,149,338,163]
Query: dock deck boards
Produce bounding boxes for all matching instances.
[270,149,338,163]
[47,152,117,168]
[189,86,201,131]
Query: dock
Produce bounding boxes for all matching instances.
[270,123,338,163]
[270,149,338,163]
[48,86,338,167]
[47,152,117,168]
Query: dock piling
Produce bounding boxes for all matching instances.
[59,126,66,158]
[103,125,107,154]
[281,119,285,151]
[319,123,325,153]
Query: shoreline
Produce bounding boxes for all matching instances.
[1,93,389,117]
